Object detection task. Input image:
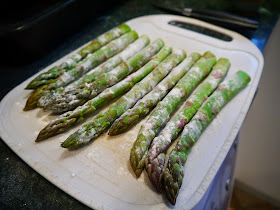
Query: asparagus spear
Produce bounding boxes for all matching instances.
[130,51,217,178]
[163,71,251,205]
[77,23,131,58]
[25,23,131,89]
[146,58,230,192]
[40,38,164,113]
[38,35,150,110]
[68,35,150,89]
[36,46,172,142]
[109,52,201,135]
[24,31,138,111]
[46,30,139,89]
[60,49,186,148]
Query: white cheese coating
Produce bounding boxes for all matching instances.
[72,53,82,61]
[97,34,109,45]
[97,27,121,44]
[122,96,136,108]
[59,71,75,84]
[81,59,93,71]
[65,58,76,67]
[181,119,201,141]
[118,36,149,60]
[167,87,184,98]
[77,128,97,144]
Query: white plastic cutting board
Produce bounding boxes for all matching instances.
[0,15,263,209]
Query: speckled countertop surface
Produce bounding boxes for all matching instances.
[0,0,278,209]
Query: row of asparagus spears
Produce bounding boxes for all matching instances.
[24,24,251,205]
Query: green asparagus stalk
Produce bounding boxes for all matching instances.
[60,49,186,148]
[24,31,138,111]
[46,30,139,90]
[130,51,217,178]
[146,58,230,192]
[40,38,164,113]
[35,46,172,142]
[109,52,201,135]
[77,24,131,58]
[25,23,131,89]
[68,35,150,88]
[163,70,251,205]
[38,35,150,110]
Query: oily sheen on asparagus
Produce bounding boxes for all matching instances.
[130,51,217,178]
[146,58,230,192]
[24,30,138,111]
[36,46,172,142]
[109,52,201,135]
[163,70,251,205]
[39,35,151,112]
[26,23,131,89]
[60,49,186,149]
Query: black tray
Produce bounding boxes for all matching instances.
[0,0,119,64]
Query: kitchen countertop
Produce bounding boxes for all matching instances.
[0,0,278,209]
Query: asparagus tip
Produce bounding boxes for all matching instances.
[35,129,48,142]
[107,128,118,136]
[169,197,176,206]
[23,103,37,111]
[61,135,80,149]
[35,133,45,142]
[35,136,43,142]
[130,160,142,178]
[163,169,178,205]
[61,141,78,149]
[134,169,142,178]
[60,142,68,148]
[25,82,36,90]
[23,107,29,111]
[108,117,135,135]
[25,86,32,90]
[108,122,131,135]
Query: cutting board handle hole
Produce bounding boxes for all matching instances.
[168,20,233,42]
